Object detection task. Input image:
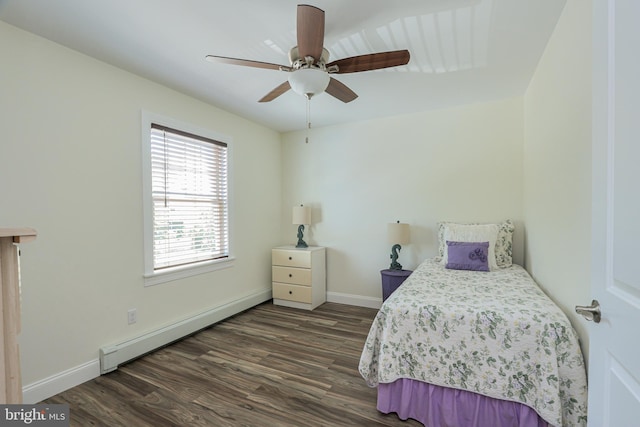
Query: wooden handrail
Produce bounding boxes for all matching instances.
[1,227,37,403]
[0,227,37,243]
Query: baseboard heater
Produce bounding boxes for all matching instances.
[99,289,272,374]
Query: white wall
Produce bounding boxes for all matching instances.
[0,21,282,395]
[281,98,524,303]
[523,0,592,356]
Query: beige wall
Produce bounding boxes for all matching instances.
[281,98,525,302]
[523,0,592,357]
[0,21,282,391]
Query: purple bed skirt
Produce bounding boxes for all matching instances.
[377,379,550,427]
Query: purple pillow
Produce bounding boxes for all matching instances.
[445,241,490,272]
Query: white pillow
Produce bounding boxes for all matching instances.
[441,223,500,271]
[437,220,514,268]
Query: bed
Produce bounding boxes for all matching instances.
[359,221,588,427]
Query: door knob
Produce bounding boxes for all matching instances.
[575,299,601,323]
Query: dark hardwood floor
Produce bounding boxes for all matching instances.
[44,302,421,426]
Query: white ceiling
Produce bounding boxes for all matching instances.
[0,0,566,132]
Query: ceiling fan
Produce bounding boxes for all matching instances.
[206,4,410,104]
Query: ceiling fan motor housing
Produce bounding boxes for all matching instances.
[289,46,331,70]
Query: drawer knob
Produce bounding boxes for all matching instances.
[288,256,292,260]
[289,290,293,295]
[289,274,292,277]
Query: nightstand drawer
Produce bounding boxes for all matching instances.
[272,266,311,286]
[272,249,311,268]
[272,282,312,304]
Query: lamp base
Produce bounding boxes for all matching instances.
[389,244,403,270]
[296,225,308,248]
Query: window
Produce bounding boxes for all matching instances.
[142,112,232,285]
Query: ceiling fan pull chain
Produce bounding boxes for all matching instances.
[306,96,311,143]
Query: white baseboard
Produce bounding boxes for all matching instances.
[100,288,272,374]
[22,359,100,404]
[23,288,272,402]
[326,291,382,309]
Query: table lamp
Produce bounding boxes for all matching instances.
[388,221,410,270]
[293,205,311,248]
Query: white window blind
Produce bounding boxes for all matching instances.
[150,124,228,270]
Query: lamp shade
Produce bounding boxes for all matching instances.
[288,68,330,98]
[388,222,410,245]
[292,205,311,225]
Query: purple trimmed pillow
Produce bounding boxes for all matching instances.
[445,241,490,272]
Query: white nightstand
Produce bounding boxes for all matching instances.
[272,246,326,310]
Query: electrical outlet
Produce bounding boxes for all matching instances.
[127,308,137,325]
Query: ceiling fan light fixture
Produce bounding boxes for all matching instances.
[288,68,330,99]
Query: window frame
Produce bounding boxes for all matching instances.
[141,110,234,286]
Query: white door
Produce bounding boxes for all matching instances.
[587,0,640,425]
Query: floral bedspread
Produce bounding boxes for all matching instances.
[359,259,588,426]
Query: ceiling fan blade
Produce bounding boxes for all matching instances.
[325,78,358,103]
[258,81,291,102]
[206,55,290,71]
[297,5,325,61]
[327,50,410,74]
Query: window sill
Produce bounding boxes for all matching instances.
[144,257,235,287]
